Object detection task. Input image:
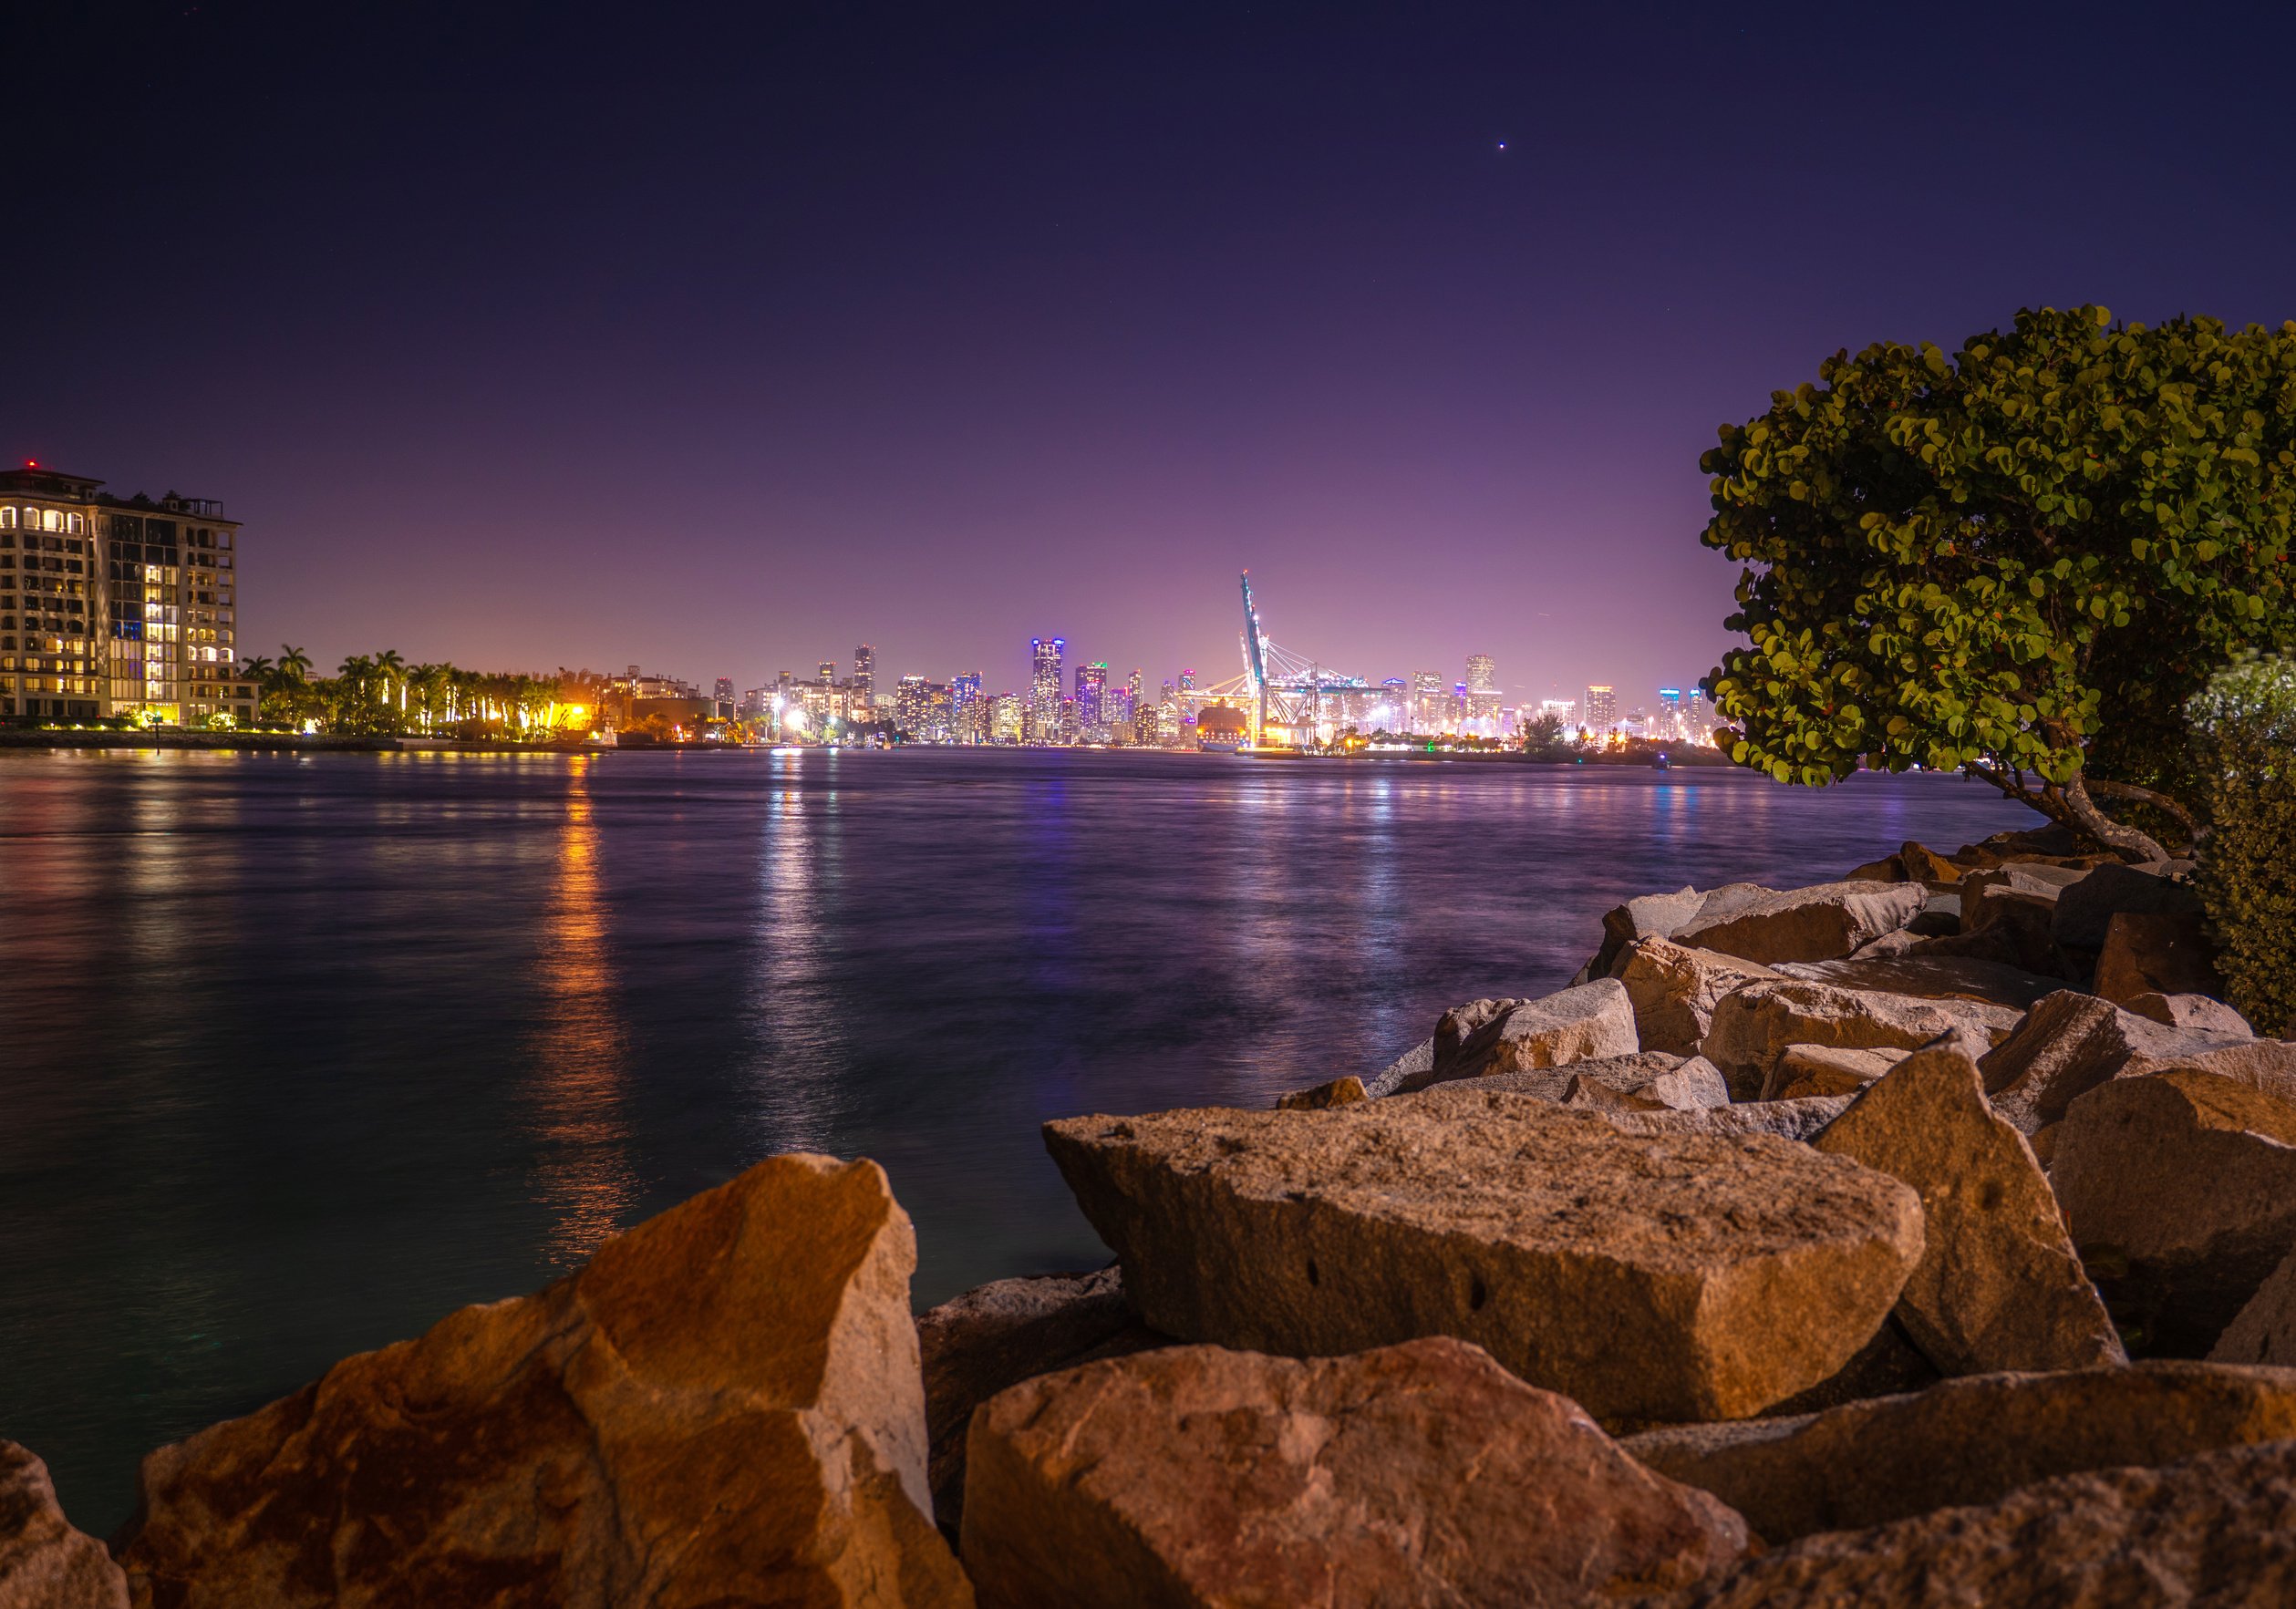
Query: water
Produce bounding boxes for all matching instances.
[0,747,2035,1530]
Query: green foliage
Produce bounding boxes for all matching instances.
[1517,710,1575,759]
[1701,305,2296,837]
[2187,655,2296,1035]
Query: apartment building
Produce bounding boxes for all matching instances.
[0,464,253,725]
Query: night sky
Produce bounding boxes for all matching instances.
[16,2,2296,707]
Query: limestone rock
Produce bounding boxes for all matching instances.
[916,1266,1167,1533]
[1359,1037,1433,1098]
[1437,1049,1730,1112]
[1811,1036,2123,1374]
[1601,1096,1856,1144]
[1756,1316,1941,1420]
[2053,1070,2296,1356]
[1771,954,2061,1010]
[1396,978,1637,1092]
[1646,1437,2296,1606]
[2053,860,2204,950]
[962,1337,1749,1607]
[1673,880,1928,965]
[1625,1360,2296,1546]
[1043,1089,1924,1422]
[116,1154,971,1609]
[0,1441,127,1609]
[1897,841,1963,885]
[1977,988,2244,1135]
[2121,1036,2296,1091]
[1764,1044,1905,1101]
[1612,938,1784,1057]
[1841,854,1904,882]
[1913,882,2063,975]
[2126,993,2254,1036]
[1274,1075,1367,1110]
[1594,884,1709,974]
[2095,909,2223,1005]
[2211,1244,2296,1367]
[1701,979,2019,1102]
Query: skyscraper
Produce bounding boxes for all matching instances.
[953,671,982,743]
[853,644,874,700]
[1464,654,1501,722]
[1410,670,1443,733]
[817,660,837,685]
[1030,636,1065,740]
[1657,686,1683,740]
[1584,685,1618,733]
[1076,661,1108,734]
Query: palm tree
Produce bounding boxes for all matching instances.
[375,648,407,710]
[279,644,313,682]
[239,655,274,683]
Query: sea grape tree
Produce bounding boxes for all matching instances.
[1701,305,2296,860]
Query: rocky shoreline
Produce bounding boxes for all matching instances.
[12,823,2296,1604]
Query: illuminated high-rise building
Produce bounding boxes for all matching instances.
[953,671,983,742]
[1410,670,1443,733]
[1076,661,1108,734]
[1686,686,1715,743]
[1464,654,1502,723]
[1178,668,1196,693]
[853,644,874,700]
[1030,636,1065,740]
[1584,684,1618,733]
[1657,686,1683,740]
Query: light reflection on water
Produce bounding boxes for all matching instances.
[0,747,2037,1532]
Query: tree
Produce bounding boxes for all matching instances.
[1701,305,2296,861]
[278,644,313,682]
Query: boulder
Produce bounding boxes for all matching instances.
[1758,1317,1940,1419]
[1395,979,1637,1092]
[1701,979,2019,1102]
[1977,989,2245,1136]
[2122,1036,2296,1090]
[1358,1037,1434,1098]
[2094,909,2223,1004]
[1612,938,1784,1057]
[1897,841,1963,885]
[1624,1360,2296,1545]
[1913,882,2063,975]
[1771,954,2062,1010]
[1673,881,1928,965]
[1644,1439,2296,1606]
[1274,1075,1367,1110]
[2053,861,2205,951]
[1841,854,1904,882]
[1042,1089,1924,1422]
[1810,1036,2123,1374]
[1593,884,1709,974]
[2211,1244,2296,1367]
[1601,1096,1856,1144]
[1433,1050,1730,1112]
[115,1154,971,1609]
[2053,1070,2296,1356]
[915,1266,1167,1533]
[960,1338,1749,1608]
[1765,1044,1905,1101]
[0,1441,127,1609]
[2126,993,2254,1036]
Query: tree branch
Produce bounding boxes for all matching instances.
[2082,777,2202,842]
[2061,772,2170,864]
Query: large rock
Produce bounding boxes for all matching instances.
[2126,992,2254,1035]
[1602,1096,1856,1144]
[2053,1070,2296,1356]
[1396,978,1637,1092]
[915,1267,1167,1533]
[1673,881,1928,965]
[1042,1090,1925,1422]
[1771,954,2061,1010]
[2094,909,2223,1004]
[1433,1049,1730,1112]
[1624,1360,2296,1546]
[1810,1036,2123,1374]
[2212,1244,2296,1367]
[0,1442,127,1609]
[1612,938,1784,1057]
[1701,979,2020,1102]
[1976,988,2245,1136]
[1593,884,1710,975]
[1913,881,2063,975]
[1645,1439,2296,1607]
[1358,1037,1434,1098]
[961,1338,1749,1608]
[116,1154,971,1609]
[2053,860,2204,950]
[1274,1075,1368,1110]
[1765,1044,1905,1101]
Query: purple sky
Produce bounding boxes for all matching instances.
[16,2,2296,706]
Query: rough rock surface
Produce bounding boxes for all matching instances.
[1807,1036,2122,1374]
[1640,1438,2296,1608]
[1624,1360,2296,1546]
[1673,880,1927,965]
[962,1338,1750,1608]
[2053,1070,2296,1356]
[1612,939,1784,1057]
[1770,954,2061,1010]
[915,1266,1167,1533]
[1601,1096,1856,1144]
[2094,909,2223,1005]
[2212,1245,2296,1367]
[1043,1088,1924,1422]
[1701,979,2019,1101]
[1274,1075,1368,1110]
[116,1154,972,1609]
[2120,1035,2296,1090]
[1396,978,1638,1092]
[1594,885,1710,975]
[1443,1050,1730,1112]
[0,1441,127,1609]
[1764,1044,1905,1101]
[2053,861,2205,950]
[1917,882,2063,975]
[1359,1037,1434,1099]
[2126,993,2254,1036]
[1977,988,2244,1135]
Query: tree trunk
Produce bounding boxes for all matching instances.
[2059,772,2170,864]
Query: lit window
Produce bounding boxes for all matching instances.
[40,510,59,532]
[0,509,13,529]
